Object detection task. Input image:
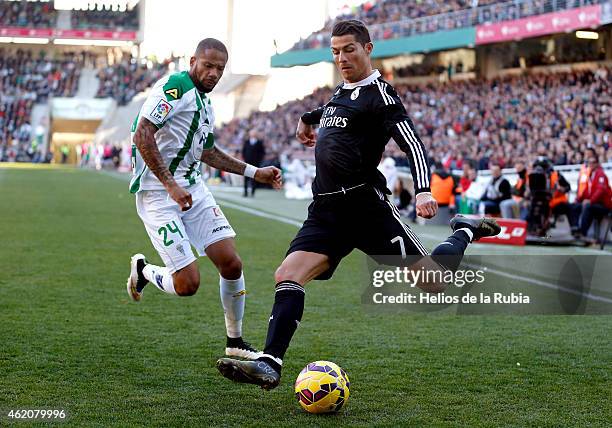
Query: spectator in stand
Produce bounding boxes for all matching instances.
[500,160,528,219]
[577,147,597,201]
[430,162,457,212]
[457,162,474,193]
[479,163,511,215]
[569,154,612,240]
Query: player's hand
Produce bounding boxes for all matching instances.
[296,119,316,147]
[167,184,193,211]
[255,166,283,189]
[415,192,438,219]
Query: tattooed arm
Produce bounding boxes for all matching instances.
[201,146,283,189]
[201,146,248,175]
[133,117,192,210]
[133,118,174,186]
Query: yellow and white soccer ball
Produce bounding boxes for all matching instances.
[294,360,350,414]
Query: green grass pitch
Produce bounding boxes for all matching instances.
[0,164,610,427]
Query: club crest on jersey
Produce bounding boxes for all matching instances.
[165,88,179,100]
[150,99,172,124]
[350,87,360,100]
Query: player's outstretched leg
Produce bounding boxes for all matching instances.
[431,215,501,271]
[217,358,281,391]
[216,279,303,390]
[217,251,328,390]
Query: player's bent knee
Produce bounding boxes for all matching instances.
[274,264,303,284]
[175,279,200,296]
[173,270,200,296]
[219,256,243,280]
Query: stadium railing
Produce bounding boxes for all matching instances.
[295,0,606,49]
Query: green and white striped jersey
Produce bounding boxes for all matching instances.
[129,71,215,193]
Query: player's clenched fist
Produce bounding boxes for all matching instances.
[296,118,317,147]
[167,183,193,211]
[255,166,283,190]
[415,192,438,219]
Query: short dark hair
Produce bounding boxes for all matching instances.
[195,38,228,57]
[331,19,371,45]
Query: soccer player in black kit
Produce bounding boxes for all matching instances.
[217,20,500,389]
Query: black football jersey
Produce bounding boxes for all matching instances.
[301,70,431,196]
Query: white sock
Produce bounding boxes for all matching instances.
[142,264,177,295]
[219,272,245,338]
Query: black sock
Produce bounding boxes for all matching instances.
[259,280,305,374]
[136,259,148,292]
[431,230,471,271]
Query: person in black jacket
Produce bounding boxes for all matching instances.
[241,130,265,197]
[217,19,500,390]
[479,163,511,215]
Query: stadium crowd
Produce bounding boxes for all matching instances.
[0,0,56,28]
[71,4,139,30]
[95,58,171,106]
[0,49,82,162]
[290,0,605,50]
[217,65,610,243]
[217,66,611,173]
[0,0,139,30]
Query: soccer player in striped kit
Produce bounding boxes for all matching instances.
[126,38,282,359]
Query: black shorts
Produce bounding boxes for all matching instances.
[287,185,429,280]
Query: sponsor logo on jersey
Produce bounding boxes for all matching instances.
[155,274,164,289]
[319,107,348,128]
[350,87,360,100]
[150,99,173,124]
[212,225,232,234]
[176,244,185,255]
[165,88,179,100]
[213,207,222,217]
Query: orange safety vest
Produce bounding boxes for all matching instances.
[549,171,568,208]
[512,176,526,202]
[577,164,590,200]
[431,173,455,206]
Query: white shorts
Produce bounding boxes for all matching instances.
[136,183,236,273]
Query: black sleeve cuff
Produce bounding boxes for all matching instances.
[301,108,323,126]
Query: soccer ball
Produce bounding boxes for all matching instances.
[294,360,350,414]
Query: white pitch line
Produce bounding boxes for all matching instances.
[213,193,611,304]
[463,263,612,304]
[98,170,611,304]
[214,198,303,228]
